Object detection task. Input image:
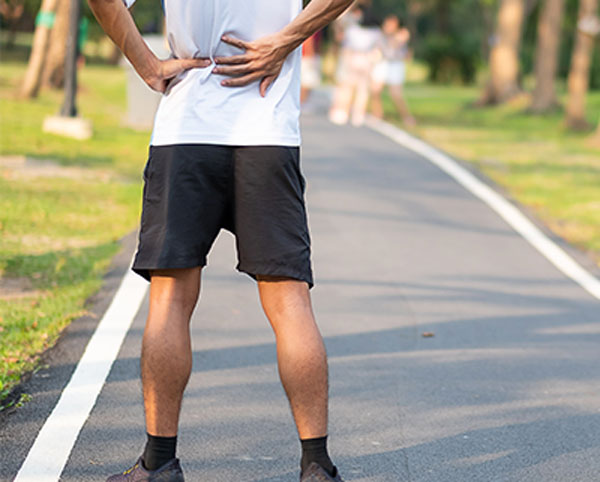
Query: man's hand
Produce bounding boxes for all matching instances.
[88,0,211,94]
[212,0,353,97]
[213,34,293,97]
[146,57,212,93]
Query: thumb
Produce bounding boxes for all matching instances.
[259,75,276,97]
[177,57,212,72]
[162,57,212,80]
[186,57,212,69]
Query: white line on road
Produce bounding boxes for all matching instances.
[14,268,148,482]
[366,116,600,301]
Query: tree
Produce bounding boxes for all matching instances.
[566,0,599,129]
[20,0,60,98]
[531,0,566,112]
[43,0,71,89]
[480,0,527,104]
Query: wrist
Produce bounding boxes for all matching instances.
[276,28,305,54]
[132,49,162,84]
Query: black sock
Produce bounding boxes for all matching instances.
[142,433,177,471]
[301,436,335,477]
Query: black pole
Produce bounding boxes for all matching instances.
[60,0,81,117]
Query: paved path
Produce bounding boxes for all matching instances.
[3,113,600,481]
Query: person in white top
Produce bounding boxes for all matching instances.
[370,15,416,127]
[329,6,383,126]
[87,0,354,480]
[127,0,304,147]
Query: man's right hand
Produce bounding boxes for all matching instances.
[88,0,212,94]
[145,57,212,93]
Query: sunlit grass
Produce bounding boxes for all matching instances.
[0,61,151,177]
[0,55,144,404]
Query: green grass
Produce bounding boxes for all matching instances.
[386,77,600,260]
[0,62,151,177]
[0,51,147,404]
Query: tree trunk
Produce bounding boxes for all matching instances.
[435,0,450,34]
[20,0,59,98]
[481,0,526,104]
[43,0,71,89]
[566,0,598,129]
[531,0,566,112]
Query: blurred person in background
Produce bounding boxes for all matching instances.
[301,31,323,106]
[370,15,416,127]
[329,5,382,127]
[328,3,361,118]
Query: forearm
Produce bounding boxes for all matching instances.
[279,0,355,51]
[87,0,159,81]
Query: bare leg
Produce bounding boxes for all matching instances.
[329,82,353,125]
[258,278,328,439]
[370,82,385,119]
[389,84,416,127]
[351,74,370,127]
[142,268,201,437]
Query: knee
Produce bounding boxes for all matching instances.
[149,268,201,317]
[258,279,313,324]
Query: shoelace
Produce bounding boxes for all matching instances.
[122,462,140,476]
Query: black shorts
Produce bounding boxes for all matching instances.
[131,144,313,287]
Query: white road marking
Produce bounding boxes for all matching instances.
[14,268,148,482]
[366,116,600,301]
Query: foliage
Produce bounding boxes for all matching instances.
[370,0,600,89]
[6,0,599,88]
[420,32,481,84]
[414,1,485,84]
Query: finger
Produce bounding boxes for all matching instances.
[221,35,250,51]
[213,63,254,76]
[259,75,276,97]
[214,55,248,65]
[221,72,262,87]
[180,57,212,69]
[162,57,211,80]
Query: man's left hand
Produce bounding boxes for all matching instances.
[213,34,295,97]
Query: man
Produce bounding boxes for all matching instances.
[87,0,354,480]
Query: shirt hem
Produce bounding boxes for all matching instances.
[150,134,301,147]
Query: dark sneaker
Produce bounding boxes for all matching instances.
[300,462,344,482]
[106,457,184,481]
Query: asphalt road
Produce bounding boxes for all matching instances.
[2,112,600,482]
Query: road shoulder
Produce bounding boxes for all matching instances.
[0,231,139,481]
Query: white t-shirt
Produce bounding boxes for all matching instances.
[125,0,302,147]
[344,24,383,53]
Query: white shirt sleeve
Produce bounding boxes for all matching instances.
[122,0,136,8]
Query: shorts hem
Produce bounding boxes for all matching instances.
[131,258,207,282]
[237,263,314,289]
